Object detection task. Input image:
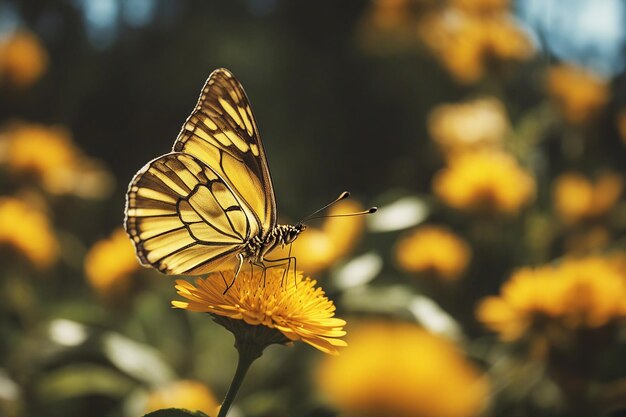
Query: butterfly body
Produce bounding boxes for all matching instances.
[124,68,302,277]
[242,223,306,264]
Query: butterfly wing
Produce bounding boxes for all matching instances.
[125,152,259,275]
[173,68,276,238]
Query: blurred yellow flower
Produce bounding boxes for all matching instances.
[366,0,413,30]
[395,225,471,281]
[451,0,509,14]
[433,151,535,214]
[144,380,220,416]
[173,268,347,355]
[476,256,626,341]
[428,97,508,158]
[0,30,48,87]
[564,226,610,256]
[84,228,140,299]
[3,123,75,177]
[272,200,366,274]
[356,0,428,55]
[1,122,114,198]
[553,171,623,225]
[0,196,57,269]
[419,9,533,83]
[316,321,489,417]
[547,64,609,124]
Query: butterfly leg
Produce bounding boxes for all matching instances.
[261,263,267,287]
[262,254,297,287]
[271,244,291,285]
[219,271,229,287]
[223,253,244,294]
[249,261,268,286]
[249,261,259,285]
[285,243,294,284]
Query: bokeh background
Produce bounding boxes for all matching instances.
[2,0,626,416]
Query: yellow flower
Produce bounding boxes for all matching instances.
[476,256,626,341]
[316,321,489,417]
[547,64,609,124]
[365,0,413,30]
[1,122,114,198]
[433,151,535,214]
[144,380,220,416]
[419,9,533,83]
[428,97,508,158]
[452,0,510,14]
[272,200,366,274]
[355,0,426,55]
[564,226,610,256]
[173,269,347,355]
[395,225,471,281]
[0,31,48,87]
[84,228,140,299]
[553,171,623,225]
[484,17,533,60]
[0,196,57,269]
[3,123,75,177]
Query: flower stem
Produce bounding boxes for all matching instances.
[217,340,263,417]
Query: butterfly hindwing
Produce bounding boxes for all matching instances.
[173,68,276,238]
[125,152,259,275]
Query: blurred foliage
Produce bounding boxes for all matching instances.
[1,0,626,417]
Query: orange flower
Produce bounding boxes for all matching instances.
[84,228,140,299]
[1,122,114,198]
[477,256,626,341]
[433,151,535,214]
[553,171,623,225]
[316,321,489,417]
[356,0,429,55]
[395,225,471,280]
[484,17,533,60]
[0,196,57,269]
[0,31,48,87]
[547,64,609,124]
[366,0,413,30]
[419,9,533,83]
[173,268,347,355]
[452,0,510,14]
[3,123,76,178]
[144,380,220,416]
[428,97,508,158]
[564,226,610,256]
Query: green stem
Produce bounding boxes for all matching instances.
[217,341,263,417]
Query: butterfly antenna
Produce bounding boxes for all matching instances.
[300,191,377,223]
[305,207,377,221]
[300,191,350,223]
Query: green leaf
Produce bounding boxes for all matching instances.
[142,408,211,417]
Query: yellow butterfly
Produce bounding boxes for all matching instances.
[124,68,374,282]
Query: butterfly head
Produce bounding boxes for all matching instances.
[287,222,307,244]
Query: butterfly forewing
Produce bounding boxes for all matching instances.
[173,68,276,237]
[125,152,258,275]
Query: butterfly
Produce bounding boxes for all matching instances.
[124,68,312,282]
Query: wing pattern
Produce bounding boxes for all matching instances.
[173,68,276,236]
[125,152,256,275]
